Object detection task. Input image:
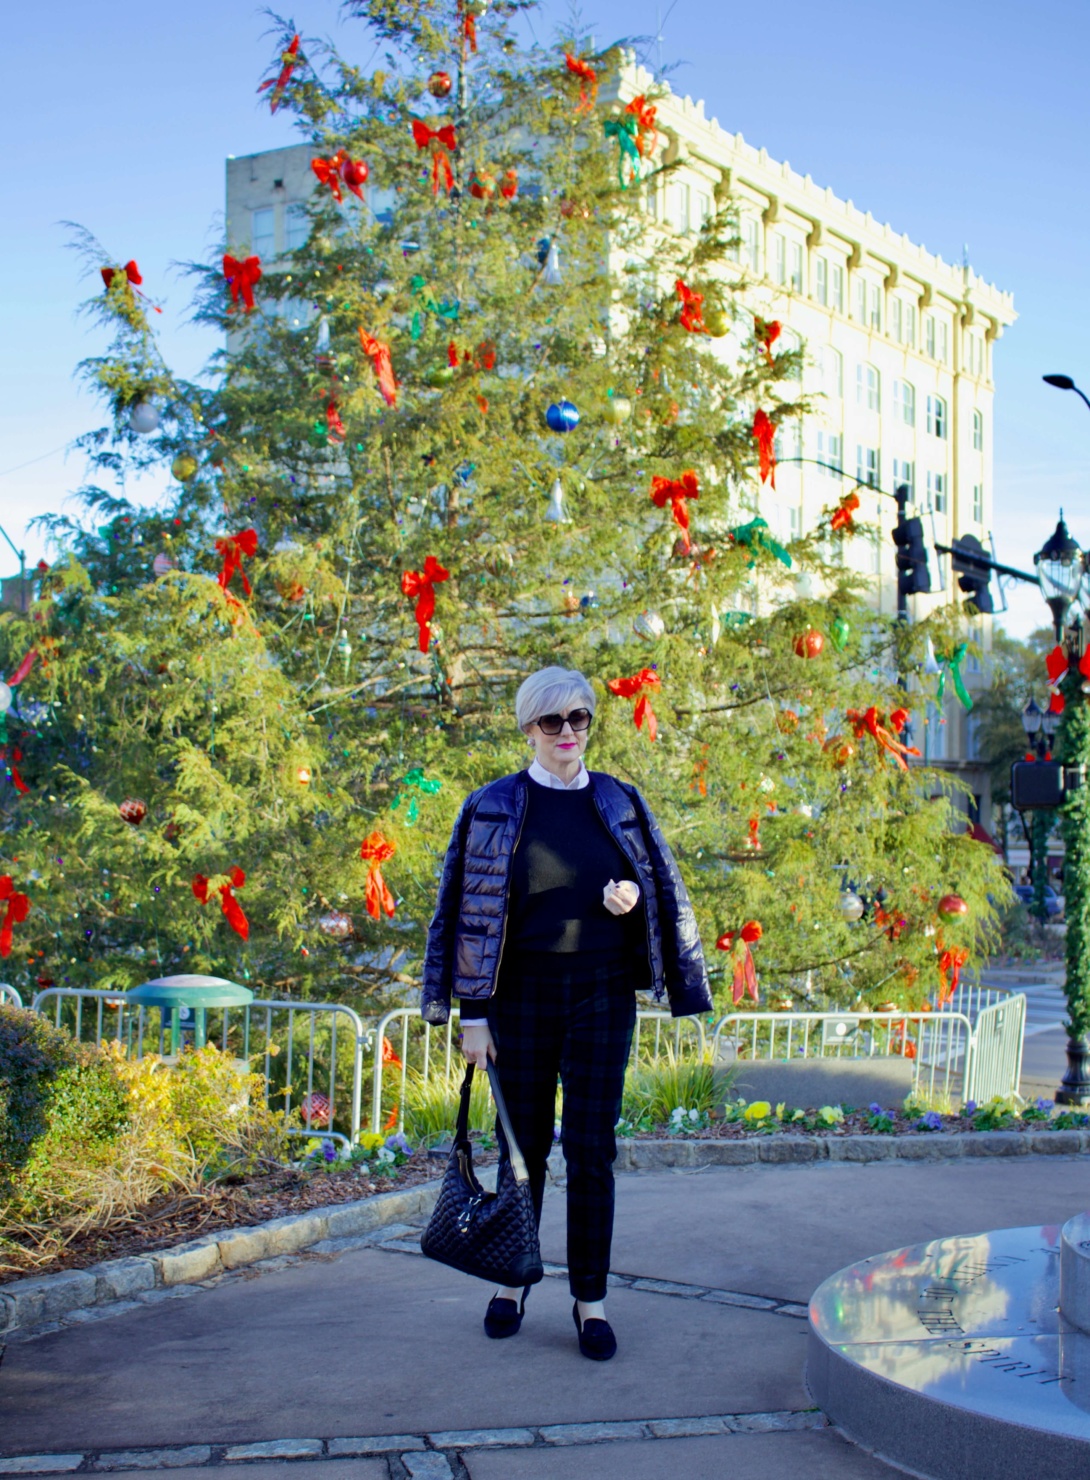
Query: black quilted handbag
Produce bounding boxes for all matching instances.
[421,1062,544,1288]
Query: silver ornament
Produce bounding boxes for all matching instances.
[545,477,570,523]
[542,241,563,285]
[318,910,353,939]
[633,609,665,640]
[839,891,865,922]
[129,402,160,435]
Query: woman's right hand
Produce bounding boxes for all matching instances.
[460,1021,497,1068]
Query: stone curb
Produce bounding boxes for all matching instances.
[3,1131,1083,1340]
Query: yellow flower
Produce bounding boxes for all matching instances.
[744,1100,772,1122]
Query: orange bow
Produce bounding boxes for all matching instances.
[0,875,30,958]
[626,94,658,157]
[650,471,700,552]
[846,706,922,771]
[565,53,598,112]
[937,946,969,1007]
[675,277,705,333]
[215,528,258,597]
[358,329,398,407]
[223,254,262,312]
[755,316,781,367]
[715,921,762,1005]
[411,119,458,194]
[752,409,777,487]
[607,668,661,741]
[258,32,300,112]
[401,555,450,653]
[830,491,860,533]
[192,867,249,941]
[360,832,397,920]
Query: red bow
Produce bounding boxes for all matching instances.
[846,706,922,771]
[223,254,262,312]
[192,867,249,941]
[830,491,860,533]
[1,744,28,794]
[447,339,496,372]
[675,278,706,333]
[360,832,397,920]
[358,329,398,407]
[8,649,38,687]
[625,94,658,157]
[937,946,969,1007]
[500,168,518,200]
[650,471,700,553]
[461,2,478,52]
[1046,645,1068,713]
[607,668,661,741]
[216,528,258,597]
[326,397,346,443]
[411,119,458,195]
[715,921,762,1005]
[258,32,300,112]
[401,555,450,653]
[565,53,598,112]
[752,409,777,487]
[0,875,30,958]
[755,316,781,367]
[101,259,163,314]
[312,149,348,202]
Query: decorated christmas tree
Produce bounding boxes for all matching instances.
[1,2,1006,1018]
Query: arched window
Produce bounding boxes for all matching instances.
[856,362,880,412]
[893,380,916,427]
[972,409,984,451]
[927,394,947,439]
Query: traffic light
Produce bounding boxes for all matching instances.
[951,533,995,614]
[892,515,932,598]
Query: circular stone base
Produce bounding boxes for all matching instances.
[1061,1213,1090,1336]
[808,1224,1090,1480]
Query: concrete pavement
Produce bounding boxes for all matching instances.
[2,1157,1089,1479]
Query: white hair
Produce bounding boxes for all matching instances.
[515,667,596,731]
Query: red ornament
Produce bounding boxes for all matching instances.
[754,316,781,367]
[675,277,706,333]
[340,155,369,198]
[500,169,518,201]
[223,254,262,312]
[752,409,777,487]
[119,798,147,825]
[411,119,458,195]
[215,528,258,598]
[428,70,453,97]
[938,893,969,919]
[830,491,860,534]
[468,170,496,199]
[650,471,700,552]
[312,149,349,202]
[0,876,30,959]
[793,630,825,659]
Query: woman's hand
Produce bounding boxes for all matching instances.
[460,1021,497,1068]
[603,878,640,916]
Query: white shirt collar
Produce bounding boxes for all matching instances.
[528,757,589,790]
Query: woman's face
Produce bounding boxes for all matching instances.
[524,704,592,768]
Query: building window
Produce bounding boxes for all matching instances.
[815,256,828,306]
[973,409,984,451]
[672,181,691,233]
[773,420,802,461]
[369,187,397,226]
[973,483,983,523]
[892,457,915,498]
[252,207,275,258]
[773,232,786,284]
[831,263,845,313]
[893,379,916,427]
[938,320,949,364]
[817,431,844,478]
[927,394,948,439]
[284,203,310,252]
[781,328,803,381]
[927,470,947,514]
[695,191,712,229]
[790,241,803,293]
[891,297,903,342]
[925,315,936,358]
[822,346,844,399]
[856,444,880,488]
[744,217,760,272]
[855,277,867,323]
[788,504,802,539]
[926,702,947,761]
[869,284,882,331]
[856,362,880,412]
[904,303,916,348]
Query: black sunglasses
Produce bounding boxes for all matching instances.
[534,708,593,736]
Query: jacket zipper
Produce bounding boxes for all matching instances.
[592,789,655,984]
[491,780,528,998]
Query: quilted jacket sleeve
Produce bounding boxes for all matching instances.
[420,795,475,1025]
[634,789,713,1018]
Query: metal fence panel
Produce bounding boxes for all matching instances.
[0,983,23,1007]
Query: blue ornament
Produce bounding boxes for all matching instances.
[546,400,580,433]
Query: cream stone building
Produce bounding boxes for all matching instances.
[226,62,1016,822]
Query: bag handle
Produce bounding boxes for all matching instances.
[456,1062,531,1184]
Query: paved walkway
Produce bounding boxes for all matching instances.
[2,1158,1089,1479]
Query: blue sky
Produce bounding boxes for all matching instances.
[2,0,1087,638]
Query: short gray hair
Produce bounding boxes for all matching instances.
[515,667,596,731]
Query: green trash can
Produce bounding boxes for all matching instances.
[127,974,253,1058]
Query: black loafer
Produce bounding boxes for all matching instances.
[573,1300,617,1361]
[484,1287,529,1339]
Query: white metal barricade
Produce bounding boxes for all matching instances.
[0,983,23,1007]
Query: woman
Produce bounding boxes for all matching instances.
[422,666,711,1360]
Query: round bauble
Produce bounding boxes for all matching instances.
[839,890,865,922]
[793,629,825,659]
[603,395,632,425]
[938,893,969,919]
[579,591,599,611]
[704,308,730,337]
[559,198,590,220]
[562,590,580,614]
[633,609,665,640]
[468,170,495,199]
[427,365,456,388]
[0,682,11,715]
[171,451,199,482]
[830,615,851,651]
[546,399,580,433]
[341,157,369,192]
[297,766,312,785]
[152,553,174,577]
[118,798,147,826]
[129,402,160,435]
[428,69,453,97]
[318,910,353,939]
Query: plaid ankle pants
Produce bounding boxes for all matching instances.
[486,951,640,1302]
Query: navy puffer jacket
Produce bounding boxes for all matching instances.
[421,770,712,1023]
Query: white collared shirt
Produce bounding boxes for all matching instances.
[528,757,589,791]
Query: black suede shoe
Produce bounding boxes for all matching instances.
[484,1286,529,1339]
[573,1300,617,1360]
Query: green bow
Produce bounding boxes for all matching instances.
[935,643,973,711]
[730,517,793,569]
[409,276,460,342]
[603,116,641,189]
[391,767,443,825]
